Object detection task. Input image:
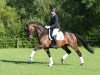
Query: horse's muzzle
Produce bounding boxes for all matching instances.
[28,35,33,39]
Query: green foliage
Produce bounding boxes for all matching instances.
[0,0,20,37]
[0,22,6,35]
[0,0,99,48]
[0,36,16,48]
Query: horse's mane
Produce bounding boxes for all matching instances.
[27,22,46,32]
[28,22,45,28]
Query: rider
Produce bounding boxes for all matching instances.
[45,6,59,48]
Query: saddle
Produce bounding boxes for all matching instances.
[48,29,64,40]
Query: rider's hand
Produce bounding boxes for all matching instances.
[45,26,50,29]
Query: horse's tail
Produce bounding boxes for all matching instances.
[74,33,94,54]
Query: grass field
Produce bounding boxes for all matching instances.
[0,47,100,75]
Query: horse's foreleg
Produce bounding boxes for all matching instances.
[29,50,36,62]
[45,49,54,66]
[29,47,42,62]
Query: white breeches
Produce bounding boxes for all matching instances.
[52,29,59,36]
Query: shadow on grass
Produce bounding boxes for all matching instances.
[0,60,71,66]
[54,62,71,66]
[1,60,48,65]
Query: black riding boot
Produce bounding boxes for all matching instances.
[51,35,57,49]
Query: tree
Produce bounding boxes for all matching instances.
[0,0,99,47]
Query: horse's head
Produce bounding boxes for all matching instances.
[27,23,36,39]
[27,23,45,39]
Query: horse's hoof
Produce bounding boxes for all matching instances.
[48,62,54,67]
[29,60,33,62]
[28,57,33,62]
[61,58,64,64]
[48,64,53,67]
[80,63,84,66]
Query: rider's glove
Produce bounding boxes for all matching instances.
[45,26,50,29]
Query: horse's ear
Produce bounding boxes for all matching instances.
[25,24,28,30]
[25,26,27,30]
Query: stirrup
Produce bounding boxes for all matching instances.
[54,45,57,49]
[50,45,57,49]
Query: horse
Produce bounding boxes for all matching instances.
[26,22,94,66]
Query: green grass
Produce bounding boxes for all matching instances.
[0,47,100,75]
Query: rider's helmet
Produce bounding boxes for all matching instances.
[51,6,56,13]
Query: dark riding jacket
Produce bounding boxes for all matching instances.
[50,15,59,29]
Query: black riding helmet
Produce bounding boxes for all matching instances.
[51,6,56,13]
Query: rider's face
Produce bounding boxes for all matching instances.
[51,11,55,16]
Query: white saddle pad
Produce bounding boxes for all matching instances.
[56,31,64,40]
[49,29,64,40]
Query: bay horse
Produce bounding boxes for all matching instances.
[27,22,94,66]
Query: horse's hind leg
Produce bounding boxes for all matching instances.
[61,45,71,64]
[71,44,84,65]
[45,49,54,66]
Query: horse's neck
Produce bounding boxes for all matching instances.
[36,26,45,38]
[36,28,43,38]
